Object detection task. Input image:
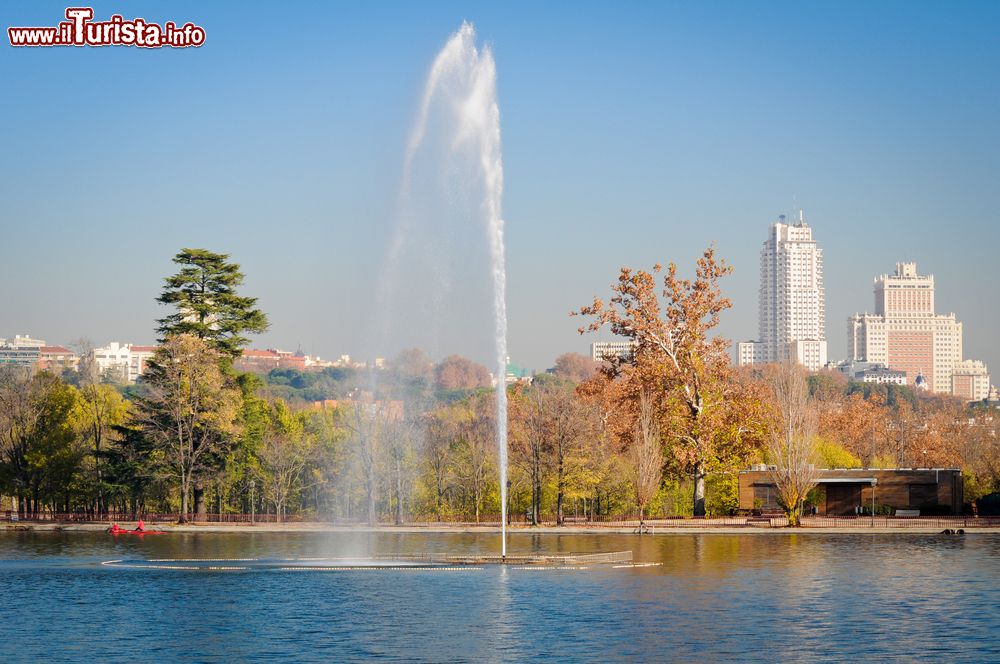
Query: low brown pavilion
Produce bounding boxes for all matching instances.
[738,467,964,516]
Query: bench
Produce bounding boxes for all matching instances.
[745,516,773,525]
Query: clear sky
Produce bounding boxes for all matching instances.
[2,1,998,374]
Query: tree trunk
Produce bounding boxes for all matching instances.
[532,445,541,525]
[366,482,376,527]
[194,484,206,519]
[180,478,189,523]
[394,455,403,526]
[693,461,706,517]
[435,479,443,522]
[556,444,565,525]
[95,429,103,518]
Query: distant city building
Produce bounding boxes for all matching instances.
[505,360,532,385]
[739,213,827,371]
[860,367,908,386]
[737,341,762,367]
[92,342,132,381]
[6,334,46,348]
[0,343,41,368]
[235,348,307,374]
[38,346,79,373]
[303,354,367,370]
[951,360,991,401]
[833,360,907,386]
[90,342,157,383]
[127,345,157,382]
[590,340,637,363]
[847,262,962,393]
[0,334,44,367]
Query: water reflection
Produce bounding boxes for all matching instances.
[0,531,996,662]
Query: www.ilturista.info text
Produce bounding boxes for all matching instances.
[8,8,205,48]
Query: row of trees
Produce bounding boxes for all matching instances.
[2,247,997,524]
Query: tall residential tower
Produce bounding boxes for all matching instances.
[738,213,827,371]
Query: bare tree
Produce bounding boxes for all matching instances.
[765,361,819,526]
[258,405,313,522]
[342,399,395,526]
[631,390,663,527]
[70,338,99,386]
[422,407,460,521]
[452,394,495,523]
[552,352,599,384]
[385,417,417,525]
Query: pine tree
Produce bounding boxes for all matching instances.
[156,248,268,358]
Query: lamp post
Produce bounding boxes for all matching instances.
[249,479,255,525]
[503,479,512,560]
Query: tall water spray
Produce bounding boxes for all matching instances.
[391,23,509,556]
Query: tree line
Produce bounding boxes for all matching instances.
[1,247,996,523]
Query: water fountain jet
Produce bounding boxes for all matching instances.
[387,23,509,557]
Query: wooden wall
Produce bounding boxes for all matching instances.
[738,469,963,515]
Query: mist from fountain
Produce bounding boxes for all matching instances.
[384,23,509,556]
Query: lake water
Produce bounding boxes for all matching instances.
[0,531,997,662]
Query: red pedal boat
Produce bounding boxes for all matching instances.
[110,529,167,535]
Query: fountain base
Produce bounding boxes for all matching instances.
[101,551,636,571]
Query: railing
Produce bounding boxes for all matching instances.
[6,510,999,529]
[799,515,1000,528]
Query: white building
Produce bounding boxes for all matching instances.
[860,367,908,386]
[737,341,762,366]
[92,342,157,383]
[127,346,157,382]
[951,360,991,401]
[0,334,46,347]
[590,340,637,363]
[739,213,827,371]
[847,263,963,393]
[833,360,907,386]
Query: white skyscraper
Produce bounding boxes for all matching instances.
[739,213,827,371]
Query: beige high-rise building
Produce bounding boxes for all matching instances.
[951,360,991,401]
[847,263,962,393]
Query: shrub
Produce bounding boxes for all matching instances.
[860,503,893,516]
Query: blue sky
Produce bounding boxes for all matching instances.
[1,1,998,373]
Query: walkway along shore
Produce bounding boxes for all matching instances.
[6,521,999,535]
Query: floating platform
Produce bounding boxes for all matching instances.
[101,551,641,572]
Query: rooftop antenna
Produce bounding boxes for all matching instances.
[799,209,804,226]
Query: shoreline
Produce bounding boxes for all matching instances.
[6,522,999,535]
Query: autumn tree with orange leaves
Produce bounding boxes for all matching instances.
[576,247,766,516]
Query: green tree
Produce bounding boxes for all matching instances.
[257,401,315,522]
[0,369,83,517]
[156,248,269,358]
[75,382,129,515]
[137,335,243,521]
